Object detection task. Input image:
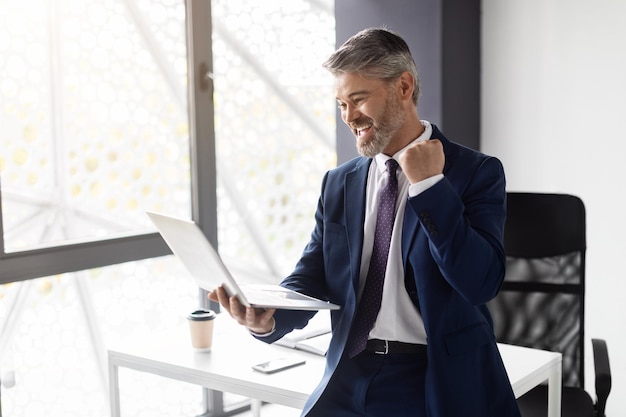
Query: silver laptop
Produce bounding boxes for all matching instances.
[147,212,340,311]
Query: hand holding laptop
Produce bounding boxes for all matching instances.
[208,285,276,335]
[147,211,340,312]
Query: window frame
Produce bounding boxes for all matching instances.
[0,0,217,286]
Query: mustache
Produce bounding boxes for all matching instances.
[349,117,373,129]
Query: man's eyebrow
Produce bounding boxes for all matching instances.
[350,90,370,98]
[336,90,370,101]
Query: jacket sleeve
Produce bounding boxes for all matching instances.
[405,155,507,305]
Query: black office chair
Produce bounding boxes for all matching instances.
[489,192,612,417]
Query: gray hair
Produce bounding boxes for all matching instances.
[322,27,420,105]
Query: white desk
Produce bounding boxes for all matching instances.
[108,318,561,417]
[499,343,562,417]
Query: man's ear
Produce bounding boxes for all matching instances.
[398,71,414,100]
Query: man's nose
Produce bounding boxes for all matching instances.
[342,105,359,124]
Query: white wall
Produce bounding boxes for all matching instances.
[482,0,625,414]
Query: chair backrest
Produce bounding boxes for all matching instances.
[488,192,586,388]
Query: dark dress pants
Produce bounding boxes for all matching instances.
[305,349,427,417]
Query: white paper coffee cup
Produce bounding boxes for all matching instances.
[187,309,216,352]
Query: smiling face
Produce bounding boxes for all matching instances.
[335,72,407,157]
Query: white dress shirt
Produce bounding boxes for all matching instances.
[360,120,442,345]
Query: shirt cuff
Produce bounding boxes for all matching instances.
[408,174,444,197]
[248,318,276,337]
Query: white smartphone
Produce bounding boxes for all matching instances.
[252,357,306,374]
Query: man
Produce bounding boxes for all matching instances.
[210,27,521,416]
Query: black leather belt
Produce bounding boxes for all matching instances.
[365,339,427,355]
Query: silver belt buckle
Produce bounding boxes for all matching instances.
[375,340,389,355]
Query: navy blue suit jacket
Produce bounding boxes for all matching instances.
[258,126,521,416]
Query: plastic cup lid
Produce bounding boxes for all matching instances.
[187,309,216,321]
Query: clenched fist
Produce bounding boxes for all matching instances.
[398,139,445,184]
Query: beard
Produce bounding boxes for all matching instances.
[355,91,406,158]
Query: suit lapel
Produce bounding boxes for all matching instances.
[344,158,370,292]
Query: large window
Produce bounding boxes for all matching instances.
[0,0,335,415]
[0,0,192,253]
[0,0,196,284]
[212,0,336,279]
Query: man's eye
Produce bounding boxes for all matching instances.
[338,103,347,110]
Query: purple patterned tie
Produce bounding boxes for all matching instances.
[347,158,399,358]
